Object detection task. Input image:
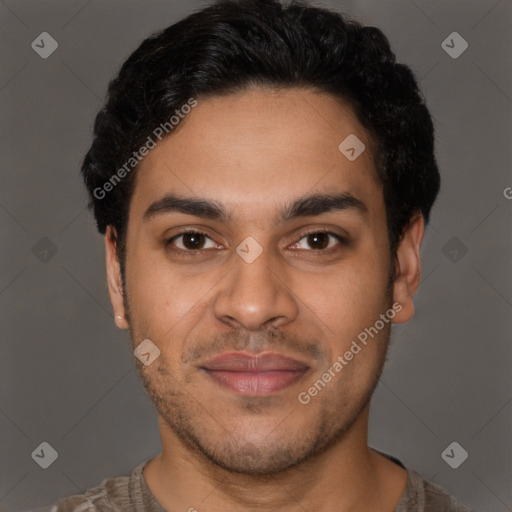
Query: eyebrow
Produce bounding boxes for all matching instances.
[143,192,368,225]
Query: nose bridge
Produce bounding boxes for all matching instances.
[213,238,299,330]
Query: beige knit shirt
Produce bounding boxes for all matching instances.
[40,453,472,512]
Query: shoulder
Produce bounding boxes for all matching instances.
[373,449,472,512]
[423,477,472,512]
[45,461,148,512]
[399,465,472,512]
[48,477,128,512]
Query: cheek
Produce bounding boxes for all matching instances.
[126,251,220,345]
[299,248,390,339]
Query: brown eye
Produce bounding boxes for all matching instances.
[181,232,206,250]
[291,231,344,251]
[167,231,217,252]
[306,233,330,250]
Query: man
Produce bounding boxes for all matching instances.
[48,0,471,510]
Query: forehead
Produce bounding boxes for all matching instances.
[130,86,382,224]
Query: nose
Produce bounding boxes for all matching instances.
[212,243,299,332]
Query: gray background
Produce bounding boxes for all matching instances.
[0,0,510,510]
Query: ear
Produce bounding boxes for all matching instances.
[105,226,129,329]
[391,213,425,325]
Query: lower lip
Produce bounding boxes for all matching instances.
[202,369,307,395]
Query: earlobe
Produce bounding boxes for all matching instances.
[105,226,129,330]
[391,214,424,325]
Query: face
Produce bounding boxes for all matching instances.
[106,86,422,475]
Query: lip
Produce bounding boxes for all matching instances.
[200,352,310,396]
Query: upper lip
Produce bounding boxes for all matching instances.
[201,352,310,372]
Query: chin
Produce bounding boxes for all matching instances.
[199,439,311,476]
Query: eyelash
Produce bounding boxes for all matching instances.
[165,228,347,256]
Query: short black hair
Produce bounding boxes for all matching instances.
[81,0,440,274]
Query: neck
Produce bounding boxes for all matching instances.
[143,405,407,512]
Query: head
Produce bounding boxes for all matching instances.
[82,0,439,475]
